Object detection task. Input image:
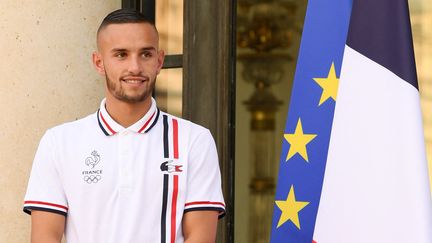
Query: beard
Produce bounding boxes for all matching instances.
[105,74,155,104]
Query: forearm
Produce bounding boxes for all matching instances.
[182,211,218,243]
[184,237,215,243]
[31,210,65,243]
[183,229,216,243]
[184,230,216,243]
[31,234,62,243]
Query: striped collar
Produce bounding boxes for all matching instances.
[97,98,160,136]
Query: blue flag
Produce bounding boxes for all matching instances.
[271,0,432,242]
[270,1,351,242]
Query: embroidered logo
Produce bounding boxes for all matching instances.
[84,175,101,183]
[160,160,183,173]
[82,150,103,184]
[85,150,100,168]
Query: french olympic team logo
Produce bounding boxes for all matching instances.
[84,175,101,183]
[85,150,100,168]
[82,150,103,184]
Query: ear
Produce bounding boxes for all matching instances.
[156,50,165,75]
[92,51,105,76]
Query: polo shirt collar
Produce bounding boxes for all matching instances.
[97,98,160,136]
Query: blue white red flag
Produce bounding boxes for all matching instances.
[270,0,432,242]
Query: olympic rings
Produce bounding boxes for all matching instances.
[84,175,102,184]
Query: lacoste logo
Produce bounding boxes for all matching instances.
[160,160,183,173]
[85,150,100,169]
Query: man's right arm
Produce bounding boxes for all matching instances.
[31,210,65,243]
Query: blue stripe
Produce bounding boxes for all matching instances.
[346,0,418,89]
[96,110,110,136]
[145,108,160,133]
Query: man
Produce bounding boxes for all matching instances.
[23,9,225,243]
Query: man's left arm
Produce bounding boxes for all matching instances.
[182,211,219,243]
[182,128,225,242]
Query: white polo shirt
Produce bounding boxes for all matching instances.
[24,98,225,243]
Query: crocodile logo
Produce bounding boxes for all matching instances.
[160,160,183,173]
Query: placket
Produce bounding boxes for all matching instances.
[118,129,134,191]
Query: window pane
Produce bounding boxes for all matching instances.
[155,68,182,117]
[155,0,183,117]
[156,0,183,54]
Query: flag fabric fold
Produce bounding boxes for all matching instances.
[271,0,432,242]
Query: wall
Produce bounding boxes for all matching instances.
[0,1,120,242]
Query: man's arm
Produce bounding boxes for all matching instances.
[31,210,65,243]
[182,211,219,243]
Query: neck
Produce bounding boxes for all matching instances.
[105,96,152,128]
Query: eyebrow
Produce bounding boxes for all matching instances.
[110,47,157,53]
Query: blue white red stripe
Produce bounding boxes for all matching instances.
[23,200,68,215]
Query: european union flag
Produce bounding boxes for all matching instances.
[270,1,352,242]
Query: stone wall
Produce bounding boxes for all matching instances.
[0,1,120,241]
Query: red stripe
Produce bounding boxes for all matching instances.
[185,201,225,207]
[24,201,68,211]
[137,111,156,133]
[170,175,179,243]
[312,241,317,243]
[99,112,117,135]
[172,119,179,159]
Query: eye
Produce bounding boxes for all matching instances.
[115,52,127,59]
[142,51,153,58]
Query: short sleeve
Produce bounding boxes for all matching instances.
[184,129,225,218]
[23,130,68,216]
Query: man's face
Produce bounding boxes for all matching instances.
[93,23,164,104]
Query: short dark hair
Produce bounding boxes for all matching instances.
[97,9,156,34]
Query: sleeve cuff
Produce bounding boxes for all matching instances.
[23,206,67,217]
[23,200,68,216]
[184,201,226,219]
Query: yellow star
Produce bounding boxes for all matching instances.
[275,185,310,229]
[284,118,317,162]
[313,62,339,106]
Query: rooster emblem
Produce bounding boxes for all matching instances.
[85,150,100,169]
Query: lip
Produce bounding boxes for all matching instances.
[122,79,144,83]
[120,78,146,89]
[121,76,147,81]
[121,76,148,85]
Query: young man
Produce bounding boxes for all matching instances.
[23,9,225,243]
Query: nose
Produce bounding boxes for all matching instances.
[127,56,141,75]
